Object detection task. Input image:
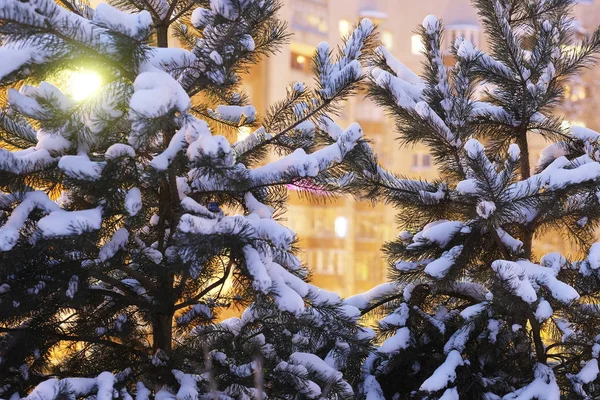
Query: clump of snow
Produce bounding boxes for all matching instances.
[420,350,464,392]
[378,327,410,355]
[58,155,105,180]
[423,15,439,34]
[93,3,151,39]
[38,208,103,238]
[105,144,135,160]
[424,245,463,279]
[535,299,553,322]
[491,259,579,304]
[576,359,599,384]
[97,228,129,262]
[125,188,142,216]
[504,364,560,399]
[409,220,465,249]
[477,201,496,219]
[344,282,397,310]
[0,191,59,251]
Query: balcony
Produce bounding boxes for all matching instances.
[291,0,328,36]
[358,0,387,21]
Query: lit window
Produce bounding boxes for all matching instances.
[444,25,481,53]
[339,19,351,37]
[382,30,393,50]
[411,34,425,55]
[306,13,327,33]
[334,216,348,238]
[565,84,586,102]
[291,52,310,72]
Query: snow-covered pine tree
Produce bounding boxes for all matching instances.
[349,0,600,398]
[0,0,375,397]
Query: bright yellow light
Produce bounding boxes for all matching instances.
[382,31,394,50]
[238,126,252,142]
[411,35,425,55]
[339,19,351,36]
[68,70,102,101]
[296,55,306,65]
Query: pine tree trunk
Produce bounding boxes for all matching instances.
[517,127,546,365]
[516,130,534,258]
[152,24,175,361]
[156,24,169,48]
[152,313,173,354]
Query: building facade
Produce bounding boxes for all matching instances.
[242,0,600,297]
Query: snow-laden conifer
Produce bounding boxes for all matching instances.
[351,0,600,398]
[0,0,375,397]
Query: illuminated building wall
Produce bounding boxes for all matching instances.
[243,0,600,296]
[28,0,600,297]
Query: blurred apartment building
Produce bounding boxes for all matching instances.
[241,0,600,297]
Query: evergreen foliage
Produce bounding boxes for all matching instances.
[351,0,600,398]
[0,0,376,397]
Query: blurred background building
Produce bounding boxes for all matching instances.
[45,0,600,297]
[241,0,600,297]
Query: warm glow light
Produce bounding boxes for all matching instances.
[334,216,348,238]
[68,70,102,101]
[296,55,306,65]
[382,31,394,50]
[238,126,252,141]
[339,19,351,36]
[411,35,425,55]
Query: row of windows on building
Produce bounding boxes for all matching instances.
[285,207,388,240]
[301,249,384,280]
[290,23,481,72]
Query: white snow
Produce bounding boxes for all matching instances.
[460,302,488,321]
[93,3,151,39]
[105,143,135,160]
[125,188,142,216]
[0,47,34,81]
[378,327,410,355]
[587,242,600,270]
[477,201,496,219]
[344,282,397,310]
[151,128,186,171]
[38,208,102,238]
[576,359,599,384]
[362,375,384,400]
[424,245,463,279]
[289,352,343,382]
[496,228,523,255]
[58,154,105,180]
[0,191,59,251]
[97,228,129,262]
[535,299,553,322]
[440,388,459,400]
[420,350,464,392]
[409,220,465,249]
[503,364,560,400]
[423,15,439,33]
[211,105,256,124]
[492,260,579,304]
[571,125,600,142]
